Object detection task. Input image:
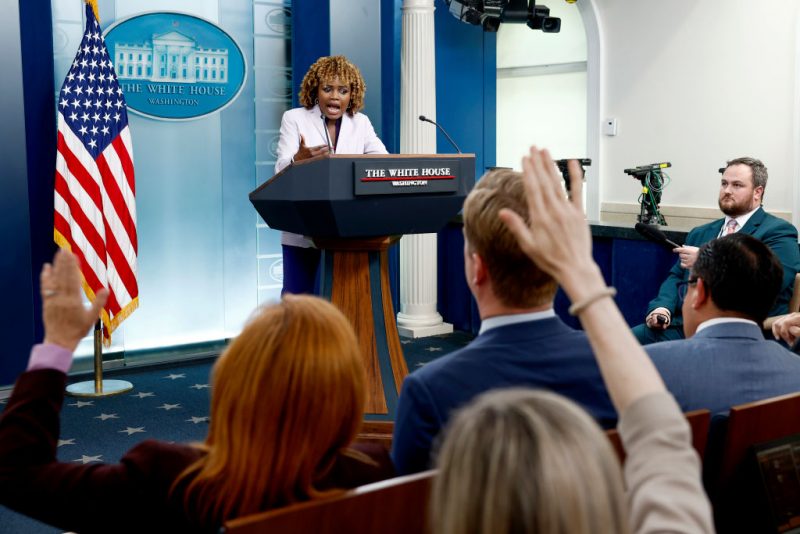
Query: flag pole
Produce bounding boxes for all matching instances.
[61,0,136,398]
[66,320,133,397]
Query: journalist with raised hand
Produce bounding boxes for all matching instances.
[0,251,393,533]
[430,148,714,534]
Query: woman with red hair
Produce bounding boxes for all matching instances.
[0,251,392,533]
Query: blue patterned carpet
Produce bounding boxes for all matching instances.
[0,330,473,533]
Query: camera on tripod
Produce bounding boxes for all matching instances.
[555,158,591,193]
[624,162,671,225]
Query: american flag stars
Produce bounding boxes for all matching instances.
[57,16,126,160]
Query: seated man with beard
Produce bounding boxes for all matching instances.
[633,157,800,344]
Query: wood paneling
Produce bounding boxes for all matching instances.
[331,249,386,414]
[320,236,404,417]
[381,250,408,394]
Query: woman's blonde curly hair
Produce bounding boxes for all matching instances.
[298,55,366,116]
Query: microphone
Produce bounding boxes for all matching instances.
[634,222,680,251]
[418,115,462,153]
[321,113,334,153]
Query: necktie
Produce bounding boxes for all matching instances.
[724,219,738,236]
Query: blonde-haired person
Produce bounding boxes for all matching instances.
[431,147,714,534]
[434,389,629,534]
[274,55,387,295]
[0,251,393,533]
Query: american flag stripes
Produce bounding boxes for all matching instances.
[54,2,138,343]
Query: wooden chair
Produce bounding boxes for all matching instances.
[356,420,394,450]
[762,272,800,331]
[223,470,435,534]
[605,409,710,463]
[715,391,800,489]
[708,392,800,533]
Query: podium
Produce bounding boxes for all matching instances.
[250,154,475,419]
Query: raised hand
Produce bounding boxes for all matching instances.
[293,134,330,162]
[498,147,599,297]
[41,250,108,352]
[500,146,666,411]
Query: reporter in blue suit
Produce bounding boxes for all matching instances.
[391,168,617,475]
[646,234,800,414]
[634,157,800,344]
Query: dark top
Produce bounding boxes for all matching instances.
[391,317,618,474]
[646,207,800,327]
[0,369,394,533]
[646,322,800,414]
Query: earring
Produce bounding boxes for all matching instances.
[315,98,319,105]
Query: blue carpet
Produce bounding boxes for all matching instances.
[0,331,474,533]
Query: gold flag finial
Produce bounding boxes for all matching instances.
[86,0,100,23]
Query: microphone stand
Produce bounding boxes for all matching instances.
[418,115,462,153]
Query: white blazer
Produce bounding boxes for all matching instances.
[274,105,388,247]
[275,104,388,173]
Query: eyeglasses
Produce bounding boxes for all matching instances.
[677,278,698,302]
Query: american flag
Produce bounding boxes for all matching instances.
[54,2,138,343]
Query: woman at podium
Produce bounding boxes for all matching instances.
[275,55,387,294]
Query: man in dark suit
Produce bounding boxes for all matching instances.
[390,168,617,475]
[633,157,800,344]
[646,234,800,414]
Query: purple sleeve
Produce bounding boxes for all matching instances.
[26,343,73,374]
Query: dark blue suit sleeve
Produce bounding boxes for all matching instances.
[391,374,442,475]
[759,219,800,315]
[646,227,707,315]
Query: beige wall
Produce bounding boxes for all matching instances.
[589,0,799,222]
[600,203,792,231]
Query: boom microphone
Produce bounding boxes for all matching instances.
[419,115,462,153]
[634,222,680,251]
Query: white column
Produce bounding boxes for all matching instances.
[396,0,453,338]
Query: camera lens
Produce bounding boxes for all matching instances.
[541,17,561,33]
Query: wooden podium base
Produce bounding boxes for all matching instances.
[317,236,407,421]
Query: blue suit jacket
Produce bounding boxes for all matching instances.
[391,318,617,474]
[646,322,800,414]
[647,207,800,328]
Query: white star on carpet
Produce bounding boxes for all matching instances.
[164,373,186,380]
[74,454,102,464]
[425,346,443,352]
[94,413,119,421]
[119,427,145,435]
[186,416,209,424]
[68,400,94,408]
[131,392,155,398]
[415,362,428,368]
[157,403,181,411]
[190,384,210,390]
[58,439,76,447]
[400,339,411,345]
